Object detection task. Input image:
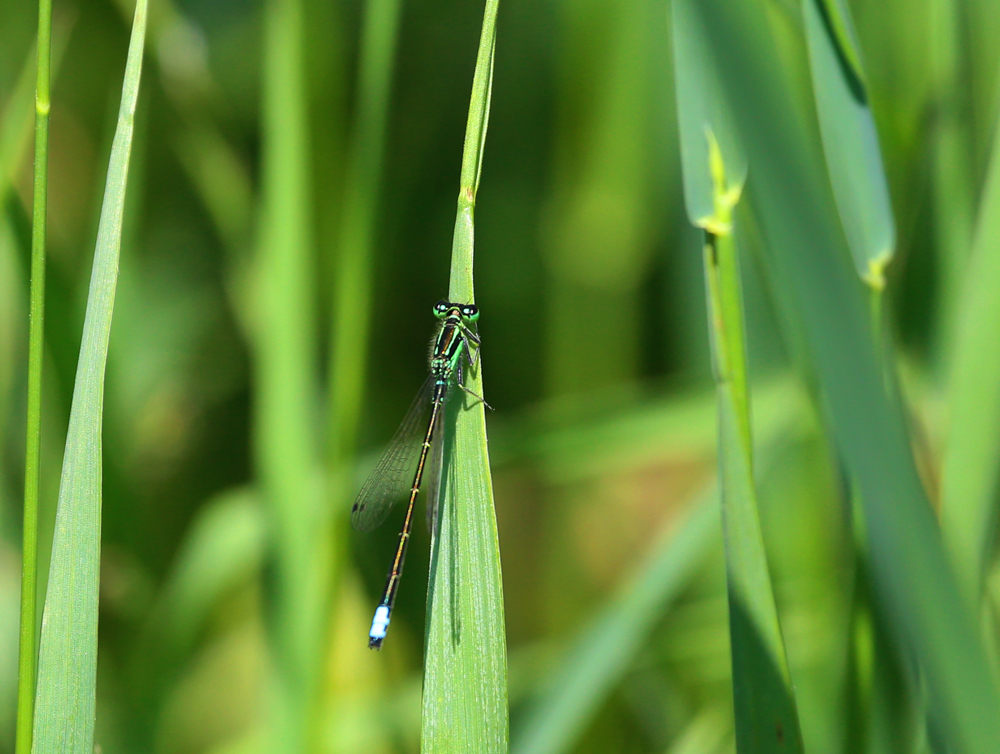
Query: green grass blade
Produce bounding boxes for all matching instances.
[256,0,323,748]
[802,0,895,289]
[30,0,147,751]
[939,113,1000,607]
[674,2,804,749]
[704,174,804,754]
[15,0,53,749]
[698,1,1000,750]
[929,0,974,361]
[421,1,507,751]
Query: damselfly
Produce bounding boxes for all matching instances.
[352,300,483,649]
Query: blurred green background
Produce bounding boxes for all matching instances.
[2,0,1000,752]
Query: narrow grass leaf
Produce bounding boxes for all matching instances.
[930,0,975,359]
[699,1,1000,750]
[421,1,507,751]
[802,0,895,289]
[674,2,804,749]
[16,0,54,749]
[939,114,1000,606]
[256,0,324,748]
[31,1,147,752]
[704,212,804,754]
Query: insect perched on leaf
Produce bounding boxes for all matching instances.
[352,300,484,649]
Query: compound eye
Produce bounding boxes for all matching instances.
[461,304,480,322]
[433,300,450,318]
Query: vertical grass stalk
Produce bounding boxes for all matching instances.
[15,0,53,751]
[700,135,804,753]
[30,0,147,750]
[257,0,323,748]
[421,0,508,751]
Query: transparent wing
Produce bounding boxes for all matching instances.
[351,374,434,532]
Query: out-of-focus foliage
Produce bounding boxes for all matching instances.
[1,0,999,752]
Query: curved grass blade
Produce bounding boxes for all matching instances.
[31,1,148,751]
[802,0,895,289]
[939,112,1000,607]
[351,374,434,532]
[421,0,507,750]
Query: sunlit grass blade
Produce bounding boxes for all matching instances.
[939,113,1000,608]
[802,0,895,289]
[256,0,324,748]
[421,0,507,751]
[673,2,804,750]
[30,1,147,751]
[698,0,1000,750]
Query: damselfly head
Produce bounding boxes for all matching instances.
[433,300,479,323]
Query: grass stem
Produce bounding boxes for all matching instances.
[15,0,53,750]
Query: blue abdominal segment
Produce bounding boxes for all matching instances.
[369,604,391,648]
